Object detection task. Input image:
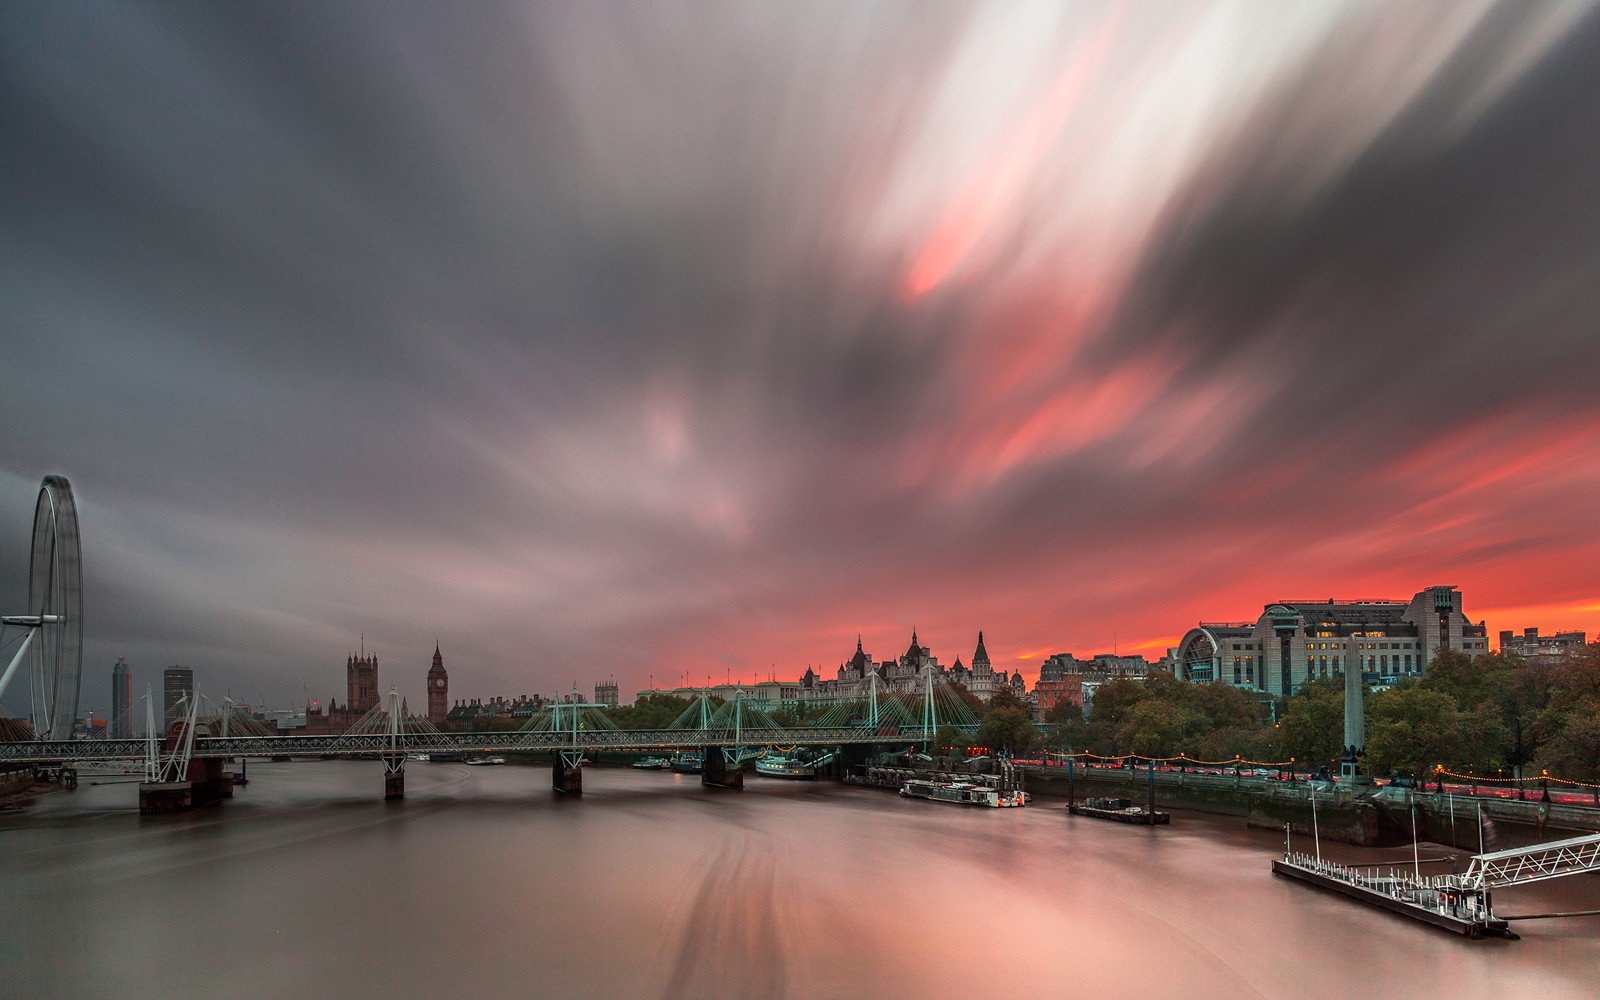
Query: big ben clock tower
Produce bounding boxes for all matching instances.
[427,642,448,726]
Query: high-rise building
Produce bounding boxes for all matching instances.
[427,643,449,725]
[595,680,619,707]
[163,666,193,727]
[111,657,132,738]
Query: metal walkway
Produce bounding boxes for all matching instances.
[1464,832,1600,888]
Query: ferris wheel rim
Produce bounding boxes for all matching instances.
[27,476,83,741]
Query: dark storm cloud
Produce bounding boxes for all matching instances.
[1103,2,1600,461]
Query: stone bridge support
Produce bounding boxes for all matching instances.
[383,754,405,800]
[139,781,192,814]
[553,751,584,794]
[701,747,744,789]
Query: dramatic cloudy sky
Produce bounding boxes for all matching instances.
[3,1,1598,717]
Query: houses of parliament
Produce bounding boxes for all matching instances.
[304,643,450,735]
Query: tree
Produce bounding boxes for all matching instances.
[603,694,691,730]
[984,687,1029,716]
[975,707,1038,755]
[1081,678,1150,753]
[931,724,971,754]
[1278,679,1345,771]
[1533,698,1600,783]
[1363,682,1506,780]
[1114,700,1196,760]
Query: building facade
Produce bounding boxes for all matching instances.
[346,651,379,715]
[632,631,1024,710]
[162,666,193,727]
[111,656,132,738]
[1500,628,1587,664]
[427,643,448,725]
[595,680,619,707]
[1033,651,1153,721]
[1173,586,1489,696]
[306,645,391,735]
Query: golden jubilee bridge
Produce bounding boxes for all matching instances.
[0,677,983,806]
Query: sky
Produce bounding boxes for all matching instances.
[3,1,1599,719]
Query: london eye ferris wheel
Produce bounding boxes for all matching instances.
[0,476,84,740]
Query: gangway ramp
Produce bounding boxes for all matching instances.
[1464,832,1600,889]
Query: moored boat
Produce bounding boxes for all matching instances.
[631,756,671,770]
[755,752,818,779]
[1068,796,1169,824]
[669,753,702,774]
[464,756,506,766]
[900,777,1026,807]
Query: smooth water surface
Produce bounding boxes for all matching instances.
[3,761,1597,999]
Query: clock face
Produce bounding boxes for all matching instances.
[434,678,445,689]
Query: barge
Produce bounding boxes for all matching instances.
[669,753,702,774]
[1068,796,1170,824]
[900,778,1026,808]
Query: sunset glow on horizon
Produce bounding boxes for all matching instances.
[3,1,1598,710]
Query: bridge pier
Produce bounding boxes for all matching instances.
[139,781,192,814]
[383,754,405,800]
[837,743,875,779]
[701,748,743,789]
[553,751,584,794]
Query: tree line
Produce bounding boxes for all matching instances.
[1047,646,1600,783]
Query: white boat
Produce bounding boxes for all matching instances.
[900,778,1026,808]
[756,753,817,779]
[464,756,506,766]
[631,756,670,770]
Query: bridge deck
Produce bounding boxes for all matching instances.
[0,727,927,763]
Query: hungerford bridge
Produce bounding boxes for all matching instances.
[2,678,979,806]
[0,475,982,809]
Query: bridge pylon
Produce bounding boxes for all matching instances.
[701,746,744,789]
[382,686,405,799]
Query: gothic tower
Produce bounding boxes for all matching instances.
[972,631,992,676]
[347,649,379,714]
[427,642,448,725]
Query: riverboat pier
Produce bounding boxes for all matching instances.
[1274,829,1600,938]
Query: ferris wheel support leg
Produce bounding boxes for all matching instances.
[0,627,37,704]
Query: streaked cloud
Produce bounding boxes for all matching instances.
[1,1,1596,712]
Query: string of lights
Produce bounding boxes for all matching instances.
[1432,766,1600,791]
[1043,750,1297,768]
[1033,752,1600,790]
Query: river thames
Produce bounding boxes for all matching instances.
[3,761,1597,999]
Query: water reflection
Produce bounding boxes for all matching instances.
[2,761,1596,1000]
